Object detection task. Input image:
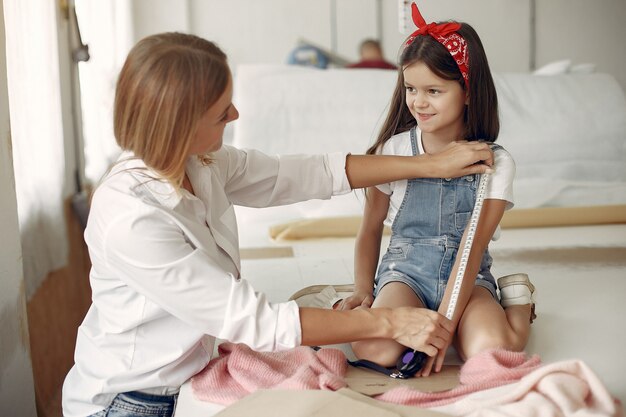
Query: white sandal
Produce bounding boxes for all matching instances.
[497,273,537,323]
[289,284,355,309]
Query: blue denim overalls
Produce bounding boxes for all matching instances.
[374,127,498,310]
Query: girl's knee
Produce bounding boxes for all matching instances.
[351,340,404,367]
[459,329,522,359]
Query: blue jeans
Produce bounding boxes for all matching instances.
[88,391,178,417]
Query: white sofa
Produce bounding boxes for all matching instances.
[229,65,626,247]
[232,64,626,213]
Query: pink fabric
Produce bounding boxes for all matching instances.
[377,349,623,417]
[190,342,347,405]
[191,344,622,416]
[376,348,542,407]
[433,359,624,416]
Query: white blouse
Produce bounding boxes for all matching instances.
[62,145,351,417]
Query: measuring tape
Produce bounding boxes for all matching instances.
[391,172,491,378]
[445,172,490,319]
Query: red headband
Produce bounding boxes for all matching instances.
[404,2,469,88]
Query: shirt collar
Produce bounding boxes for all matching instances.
[111,151,185,210]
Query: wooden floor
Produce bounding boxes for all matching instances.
[26,200,92,417]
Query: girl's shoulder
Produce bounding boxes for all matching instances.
[490,143,515,167]
[379,130,413,156]
[488,143,516,181]
[490,142,511,154]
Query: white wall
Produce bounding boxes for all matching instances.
[183,0,529,71]
[381,0,531,73]
[0,0,37,414]
[129,0,626,91]
[536,0,626,86]
[188,0,333,68]
[131,0,190,39]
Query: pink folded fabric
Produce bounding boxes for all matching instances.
[432,358,624,417]
[376,348,542,407]
[191,342,347,405]
[377,348,622,417]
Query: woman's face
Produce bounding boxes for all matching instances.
[188,76,239,155]
[403,61,467,141]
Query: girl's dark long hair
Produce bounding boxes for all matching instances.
[367,23,499,155]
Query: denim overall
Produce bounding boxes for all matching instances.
[374,127,498,310]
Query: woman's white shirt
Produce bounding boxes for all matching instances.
[62,145,351,417]
[376,128,515,238]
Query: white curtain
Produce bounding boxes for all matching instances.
[75,0,132,184]
[4,0,68,298]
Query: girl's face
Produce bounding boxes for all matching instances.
[403,61,467,142]
[188,76,239,156]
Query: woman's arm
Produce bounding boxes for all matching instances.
[100,205,453,354]
[215,142,492,208]
[340,187,390,310]
[345,141,494,189]
[300,306,453,357]
[423,198,507,375]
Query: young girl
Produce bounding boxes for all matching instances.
[342,3,536,376]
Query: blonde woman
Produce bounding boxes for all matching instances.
[62,32,494,417]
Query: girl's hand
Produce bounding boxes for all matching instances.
[338,290,374,310]
[390,308,454,357]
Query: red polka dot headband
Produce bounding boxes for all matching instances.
[404,2,469,88]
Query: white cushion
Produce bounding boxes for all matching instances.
[533,59,571,75]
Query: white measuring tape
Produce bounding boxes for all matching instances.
[444,172,490,320]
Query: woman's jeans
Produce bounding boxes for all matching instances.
[88,391,178,417]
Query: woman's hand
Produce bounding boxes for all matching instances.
[338,290,374,310]
[389,307,454,357]
[300,306,451,351]
[417,340,450,377]
[426,141,494,178]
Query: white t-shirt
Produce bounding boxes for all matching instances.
[376,128,515,237]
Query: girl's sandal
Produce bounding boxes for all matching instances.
[497,273,537,323]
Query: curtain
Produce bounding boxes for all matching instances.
[4,0,68,298]
[75,0,132,184]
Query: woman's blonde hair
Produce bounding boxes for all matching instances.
[114,32,229,188]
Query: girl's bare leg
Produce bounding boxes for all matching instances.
[351,282,423,367]
[455,286,532,360]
